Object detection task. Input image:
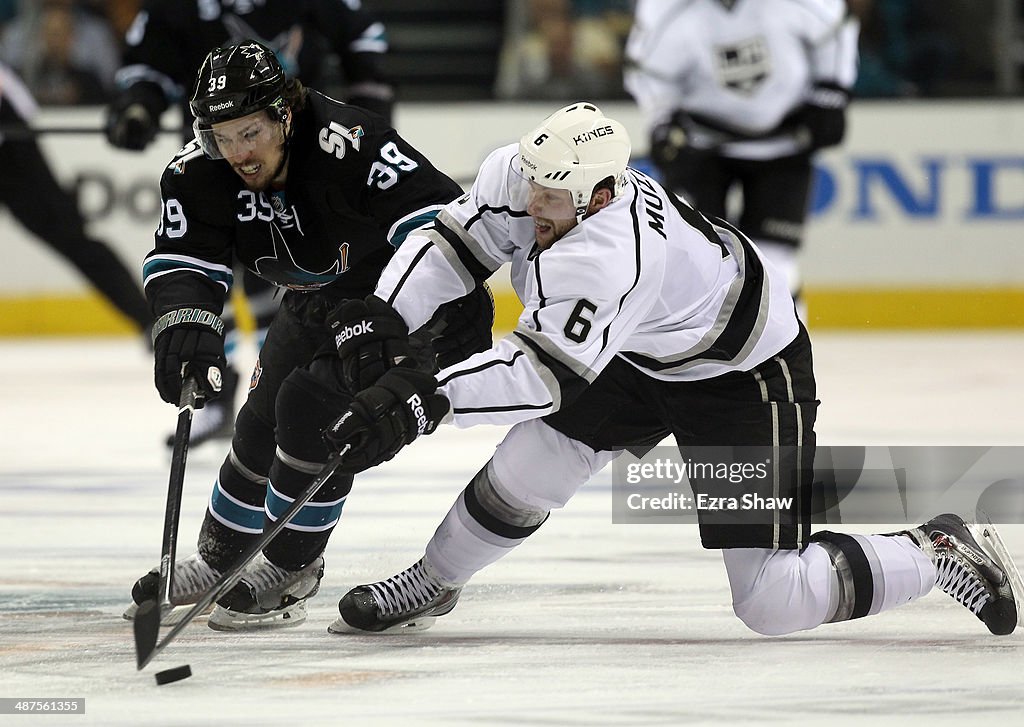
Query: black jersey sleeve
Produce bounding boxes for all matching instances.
[142,141,236,317]
[361,126,464,250]
[115,0,194,104]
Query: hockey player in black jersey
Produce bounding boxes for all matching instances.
[107,0,393,149]
[125,40,489,630]
[106,0,395,447]
[321,103,1021,638]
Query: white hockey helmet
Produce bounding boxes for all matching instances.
[518,102,631,219]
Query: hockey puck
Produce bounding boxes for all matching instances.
[154,664,192,685]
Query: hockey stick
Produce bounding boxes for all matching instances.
[0,125,178,139]
[133,375,204,669]
[135,443,351,670]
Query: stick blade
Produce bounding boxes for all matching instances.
[133,599,162,669]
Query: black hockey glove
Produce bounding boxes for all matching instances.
[798,84,849,151]
[322,366,450,474]
[152,308,226,405]
[429,283,495,370]
[105,82,165,151]
[650,110,693,169]
[329,295,415,392]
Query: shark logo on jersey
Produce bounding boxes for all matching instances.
[254,224,350,290]
[714,36,771,95]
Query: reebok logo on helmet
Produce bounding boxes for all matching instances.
[209,100,235,112]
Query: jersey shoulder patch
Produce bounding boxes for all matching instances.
[159,144,237,225]
[306,91,382,163]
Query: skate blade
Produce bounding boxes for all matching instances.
[973,509,1024,628]
[207,603,308,631]
[122,602,212,626]
[327,615,436,635]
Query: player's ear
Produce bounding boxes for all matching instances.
[587,187,613,214]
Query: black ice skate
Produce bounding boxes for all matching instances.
[164,366,239,448]
[122,552,221,625]
[207,554,324,631]
[329,558,462,634]
[905,513,1023,635]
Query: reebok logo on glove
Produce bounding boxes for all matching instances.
[406,393,430,437]
[329,409,355,437]
[334,320,374,347]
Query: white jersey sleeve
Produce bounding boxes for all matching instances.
[804,2,859,90]
[0,62,39,125]
[375,144,523,330]
[436,206,666,428]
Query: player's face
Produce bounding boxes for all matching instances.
[210,111,287,190]
[525,182,578,249]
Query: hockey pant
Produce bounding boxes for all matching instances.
[195,285,493,572]
[196,288,360,572]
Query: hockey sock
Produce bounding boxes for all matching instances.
[723,533,935,635]
[425,460,549,584]
[811,531,936,622]
[200,448,268,571]
[261,366,353,571]
[199,405,276,570]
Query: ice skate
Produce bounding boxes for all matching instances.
[207,553,324,631]
[329,558,462,634]
[122,552,221,625]
[905,513,1022,635]
[164,366,238,448]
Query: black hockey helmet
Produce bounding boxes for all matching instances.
[190,40,287,129]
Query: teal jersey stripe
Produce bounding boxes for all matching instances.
[210,480,264,532]
[389,209,441,248]
[266,485,346,532]
[143,256,234,289]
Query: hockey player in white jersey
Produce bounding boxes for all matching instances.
[623,0,859,316]
[321,103,1021,638]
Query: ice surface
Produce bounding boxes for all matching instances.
[1,333,1022,725]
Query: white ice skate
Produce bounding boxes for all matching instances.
[122,552,220,625]
[207,553,324,631]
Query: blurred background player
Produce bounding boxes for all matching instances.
[623,0,859,320]
[125,40,490,630]
[105,0,394,446]
[0,60,149,334]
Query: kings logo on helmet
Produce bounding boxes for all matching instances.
[572,126,615,145]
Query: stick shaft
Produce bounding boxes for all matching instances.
[136,445,349,670]
[133,376,201,668]
[0,125,178,137]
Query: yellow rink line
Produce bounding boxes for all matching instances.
[1,287,1023,336]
